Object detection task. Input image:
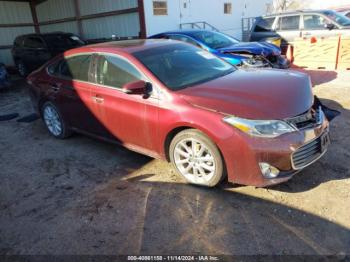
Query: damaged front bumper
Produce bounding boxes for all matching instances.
[220,96,340,187]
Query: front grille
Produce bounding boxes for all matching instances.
[286,109,316,130]
[292,133,329,169]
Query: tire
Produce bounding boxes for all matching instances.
[169,129,225,187]
[41,101,72,139]
[17,60,28,77]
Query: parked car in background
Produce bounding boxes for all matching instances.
[27,40,333,187]
[149,30,290,69]
[0,63,11,89]
[250,10,350,53]
[12,32,85,77]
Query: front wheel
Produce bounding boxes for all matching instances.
[169,129,225,187]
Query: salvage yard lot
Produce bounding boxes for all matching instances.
[0,70,349,255]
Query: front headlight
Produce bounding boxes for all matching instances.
[223,116,296,138]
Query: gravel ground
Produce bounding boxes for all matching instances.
[0,70,349,256]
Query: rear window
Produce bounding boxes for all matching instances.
[254,17,275,32]
[168,35,201,48]
[278,15,300,31]
[43,35,84,49]
[23,37,45,48]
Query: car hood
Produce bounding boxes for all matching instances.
[177,69,313,120]
[217,42,281,56]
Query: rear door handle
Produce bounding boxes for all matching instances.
[50,84,60,92]
[92,95,104,104]
[303,32,312,36]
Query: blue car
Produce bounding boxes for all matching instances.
[149,30,290,69]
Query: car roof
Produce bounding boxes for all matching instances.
[152,29,215,36]
[66,39,183,55]
[16,32,75,38]
[262,9,333,17]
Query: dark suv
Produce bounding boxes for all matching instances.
[249,10,350,53]
[12,32,85,77]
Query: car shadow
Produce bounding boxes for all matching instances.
[78,173,350,255]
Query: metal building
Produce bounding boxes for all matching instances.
[0,0,146,66]
[0,0,272,66]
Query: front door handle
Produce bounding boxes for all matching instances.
[92,95,104,104]
[303,32,312,36]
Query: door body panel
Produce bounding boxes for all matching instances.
[89,84,159,153]
[55,78,112,137]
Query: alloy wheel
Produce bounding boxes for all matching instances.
[173,138,216,184]
[43,105,62,137]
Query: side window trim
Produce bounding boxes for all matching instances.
[92,53,159,98]
[47,52,159,98]
[94,53,149,91]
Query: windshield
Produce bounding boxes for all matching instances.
[43,35,85,49]
[133,43,235,90]
[322,10,350,26]
[192,31,240,49]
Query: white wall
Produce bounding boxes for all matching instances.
[144,0,272,39]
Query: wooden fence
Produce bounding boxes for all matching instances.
[289,36,350,70]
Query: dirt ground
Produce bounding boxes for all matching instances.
[0,69,349,256]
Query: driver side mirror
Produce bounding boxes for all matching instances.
[324,23,335,30]
[122,80,152,96]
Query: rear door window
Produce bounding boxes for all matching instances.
[278,15,300,31]
[303,15,328,30]
[254,17,275,32]
[49,55,91,82]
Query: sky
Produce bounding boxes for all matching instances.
[270,0,350,12]
[307,0,350,9]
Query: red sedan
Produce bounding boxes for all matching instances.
[27,39,330,187]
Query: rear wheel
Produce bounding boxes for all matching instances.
[169,129,225,187]
[41,102,72,139]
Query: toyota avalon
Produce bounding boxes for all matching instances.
[27,40,331,187]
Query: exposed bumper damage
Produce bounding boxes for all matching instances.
[314,96,341,122]
[224,51,290,69]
